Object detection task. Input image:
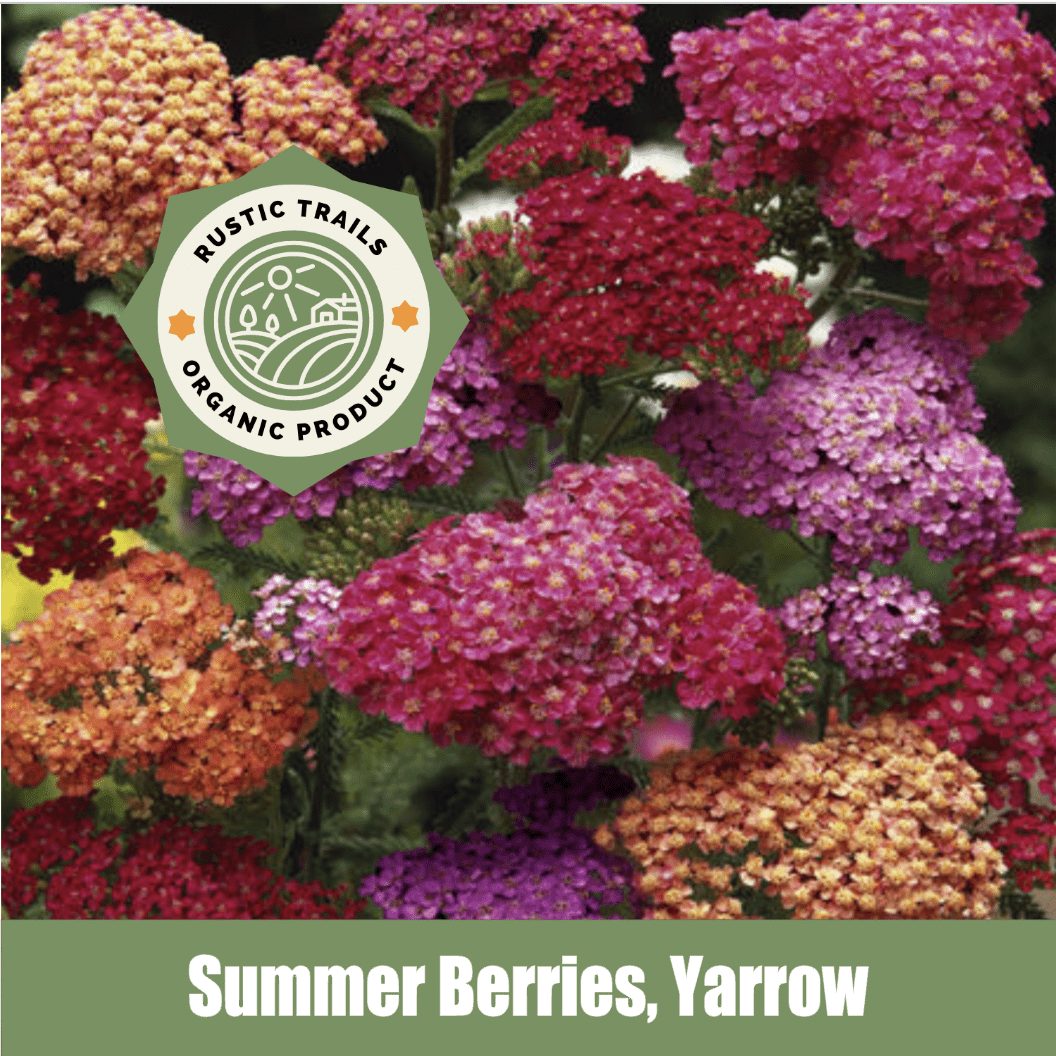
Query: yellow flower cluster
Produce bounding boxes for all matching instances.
[1,7,385,279]
[229,57,387,173]
[2,549,320,806]
[596,716,1005,919]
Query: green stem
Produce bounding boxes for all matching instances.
[844,287,929,309]
[367,98,438,143]
[565,382,589,463]
[598,365,680,390]
[587,393,641,463]
[534,426,549,485]
[499,448,523,499]
[433,94,455,212]
[810,255,860,321]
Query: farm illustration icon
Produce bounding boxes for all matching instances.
[121,147,466,495]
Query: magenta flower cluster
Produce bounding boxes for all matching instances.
[778,572,941,681]
[184,325,536,543]
[362,767,637,919]
[317,4,649,126]
[253,574,343,669]
[668,4,1056,351]
[323,457,787,765]
[657,309,1019,568]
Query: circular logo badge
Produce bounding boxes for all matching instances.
[206,233,382,406]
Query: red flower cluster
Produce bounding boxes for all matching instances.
[982,806,1056,894]
[2,276,163,584]
[323,458,787,765]
[317,4,649,124]
[2,549,319,805]
[856,530,1056,889]
[2,797,363,919]
[485,115,631,190]
[668,5,1056,351]
[490,169,811,380]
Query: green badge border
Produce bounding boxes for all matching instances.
[121,147,468,496]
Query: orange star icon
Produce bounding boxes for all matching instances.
[168,310,196,341]
[391,300,419,332]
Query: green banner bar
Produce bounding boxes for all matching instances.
[3,921,1050,1055]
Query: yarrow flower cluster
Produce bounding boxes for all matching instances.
[184,325,542,544]
[657,309,1019,568]
[253,574,344,669]
[323,458,787,765]
[362,767,637,919]
[317,4,649,125]
[1,6,384,278]
[855,531,1056,888]
[2,277,163,583]
[597,715,1005,919]
[485,115,631,190]
[1,549,319,805]
[668,5,1056,350]
[490,169,811,381]
[778,573,941,681]
[227,56,386,174]
[2,797,363,919]
[183,451,356,547]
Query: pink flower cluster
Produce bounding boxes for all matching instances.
[184,325,540,543]
[183,452,356,547]
[657,309,1019,568]
[322,458,787,765]
[485,115,631,190]
[668,5,1056,351]
[2,797,363,919]
[778,572,941,681]
[855,531,1056,889]
[253,574,343,669]
[491,169,811,381]
[317,5,648,125]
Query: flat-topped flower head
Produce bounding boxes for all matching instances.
[668,5,1056,351]
[1,549,319,804]
[599,715,1004,919]
[658,309,1019,568]
[317,4,649,125]
[2,7,385,279]
[490,169,811,381]
[323,457,787,764]
[2,276,163,583]
[2,798,363,919]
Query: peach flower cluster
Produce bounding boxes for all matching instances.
[597,716,1004,919]
[2,549,319,805]
[1,7,384,279]
[227,57,386,174]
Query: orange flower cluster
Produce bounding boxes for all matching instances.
[597,716,1005,919]
[2,549,319,805]
[1,7,384,279]
[229,57,387,173]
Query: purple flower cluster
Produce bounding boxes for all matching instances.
[184,326,540,543]
[362,767,638,919]
[347,324,538,492]
[253,574,343,668]
[183,453,355,547]
[778,573,941,681]
[494,765,635,832]
[657,309,1019,568]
